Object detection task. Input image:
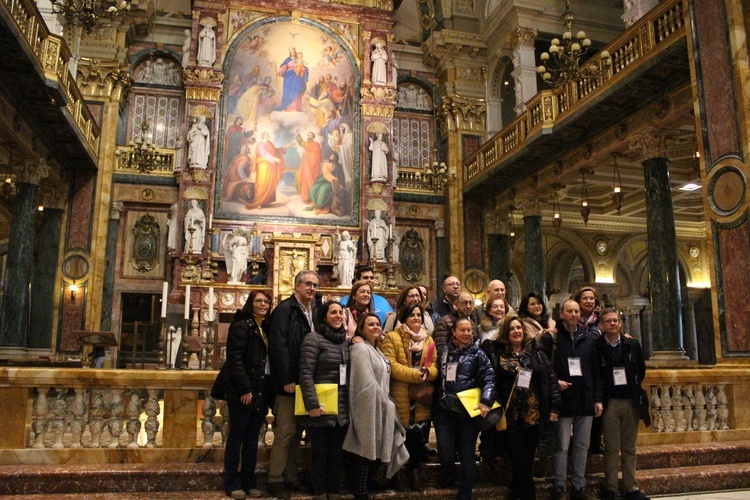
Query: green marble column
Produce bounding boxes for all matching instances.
[28,208,63,349]
[100,202,123,331]
[523,214,544,297]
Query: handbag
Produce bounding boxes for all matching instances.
[495,370,519,431]
[408,343,435,406]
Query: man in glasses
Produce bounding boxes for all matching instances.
[596,309,651,500]
[431,276,461,321]
[339,265,393,324]
[267,270,319,499]
[432,291,479,349]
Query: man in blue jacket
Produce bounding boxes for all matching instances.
[339,266,392,324]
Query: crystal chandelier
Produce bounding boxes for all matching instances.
[537,0,612,87]
[50,0,131,34]
[417,149,456,193]
[117,122,171,174]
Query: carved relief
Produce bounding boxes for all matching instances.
[76,60,132,102]
[131,214,161,272]
[399,228,424,282]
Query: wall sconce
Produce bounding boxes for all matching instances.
[508,204,516,252]
[611,152,624,213]
[69,284,79,301]
[551,183,564,233]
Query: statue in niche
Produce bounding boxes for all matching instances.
[224,228,250,284]
[167,202,178,250]
[371,41,388,85]
[187,116,210,169]
[367,209,389,262]
[197,21,216,67]
[182,29,191,68]
[399,228,424,282]
[184,200,205,253]
[334,228,357,287]
[369,133,388,182]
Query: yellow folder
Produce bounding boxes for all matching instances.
[456,387,502,418]
[294,383,339,415]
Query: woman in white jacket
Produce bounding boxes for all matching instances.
[343,313,409,500]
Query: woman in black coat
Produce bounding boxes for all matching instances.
[484,314,561,500]
[211,290,273,500]
[298,301,350,499]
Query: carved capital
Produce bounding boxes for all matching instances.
[110,201,124,220]
[423,30,487,69]
[185,86,222,102]
[183,68,225,85]
[76,59,132,102]
[517,196,544,217]
[434,220,445,237]
[630,127,680,160]
[438,95,486,132]
[509,27,538,50]
[39,186,68,210]
[13,158,50,186]
[485,212,509,235]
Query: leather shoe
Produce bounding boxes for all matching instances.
[555,487,567,500]
[266,482,291,500]
[571,488,595,500]
[229,490,246,500]
[284,479,306,491]
[626,490,651,500]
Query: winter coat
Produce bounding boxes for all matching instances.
[381,325,438,427]
[343,341,409,478]
[596,334,651,426]
[211,311,272,409]
[297,322,350,428]
[551,324,603,417]
[268,295,314,395]
[483,340,561,424]
[436,339,496,406]
[432,310,479,350]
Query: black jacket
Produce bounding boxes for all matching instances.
[552,324,603,417]
[268,295,314,395]
[298,323,350,428]
[437,339,496,407]
[433,310,479,350]
[483,340,561,424]
[596,335,651,426]
[211,311,272,409]
[431,297,454,320]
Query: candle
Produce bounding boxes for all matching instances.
[389,224,393,239]
[207,286,214,322]
[208,214,213,230]
[160,281,168,318]
[184,284,191,320]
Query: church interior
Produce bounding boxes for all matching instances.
[1,0,750,496]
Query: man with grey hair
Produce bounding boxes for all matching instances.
[267,270,319,499]
[433,290,479,349]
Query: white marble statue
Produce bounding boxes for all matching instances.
[167,202,178,250]
[182,29,191,69]
[334,229,357,287]
[369,133,388,182]
[184,199,205,253]
[197,24,216,67]
[224,229,250,284]
[367,209,389,262]
[187,116,210,169]
[371,42,388,85]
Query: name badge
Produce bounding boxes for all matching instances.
[446,362,458,382]
[517,368,532,389]
[340,364,347,386]
[568,357,583,377]
[613,367,627,386]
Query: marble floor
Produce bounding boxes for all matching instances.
[654,492,750,499]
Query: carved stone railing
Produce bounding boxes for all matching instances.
[0,0,101,158]
[463,0,687,185]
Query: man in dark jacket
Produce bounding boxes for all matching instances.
[431,275,461,320]
[552,300,603,500]
[266,270,318,499]
[597,309,651,500]
[433,291,479,349]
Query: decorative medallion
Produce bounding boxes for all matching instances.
[142,188,154,200]
[62,255,89,280]
[689,245,700,260]
[708,165,745,216]
[131,214,161,272]
[220,292,235,306]
[595,239,608,255]
[399,228,424,283]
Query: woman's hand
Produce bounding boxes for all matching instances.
[549,412,559,422]
[419,368,428,381]
[475,403,491,418]
[240,393,253,405]
[351,336,364,345]
[308,407,326,418]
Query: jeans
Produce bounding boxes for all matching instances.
[224,394,269,493]
[267,394,302,484]
[505,424,540,500]
[434,407,480,500]
[307,425,348,495]
[554,415,593,490]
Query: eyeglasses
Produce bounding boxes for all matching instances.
[458,300,474,306]
[303,281,320,289]
[600,319,620,324]
[445,282,460,287]
[253,299,271,305]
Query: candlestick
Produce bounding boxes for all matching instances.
[184,284,191,319]
[161,281,168,318]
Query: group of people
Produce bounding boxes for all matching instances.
[212,270,651,500]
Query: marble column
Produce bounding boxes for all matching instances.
[628,309,643,343]
[28,196,64,349]
[100,201,123,331]
[435,220,446,286]
[520,198,544,297]
[509,27,539,116]
[632,130,686,362]
[641,305,652,360]
[682,296,699,361]
[486,211,511,285]
[0,159,50,348]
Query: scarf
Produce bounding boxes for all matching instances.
[404,325,427,352]
[254,314,268,348]
[450,334,473,351]
[579,311,598,329]
[348,304,370,324]
[319,322,347,345]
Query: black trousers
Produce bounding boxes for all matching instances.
[504,424,540,500]
[307,425,348,495]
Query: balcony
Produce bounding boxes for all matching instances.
[0,0,101,169]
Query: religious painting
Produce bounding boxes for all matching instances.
[217,18,359,225]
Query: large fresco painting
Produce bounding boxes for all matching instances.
[217,18,359,225]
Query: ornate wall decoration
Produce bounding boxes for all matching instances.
[216,18,360,226]
[131,214,161,272]
[399,228,424,282]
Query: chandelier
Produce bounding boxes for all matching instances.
[611,152,624,213]
[50,0,132,34]
[551,183,563,233]
[536,0,612,87]
[117,122,171,174]
[579,168,592,224]
[417,150,456,193]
